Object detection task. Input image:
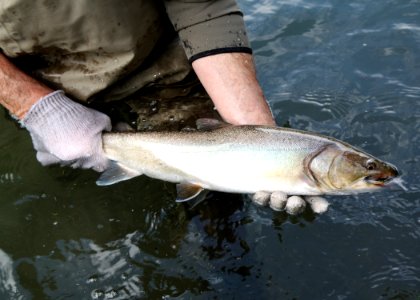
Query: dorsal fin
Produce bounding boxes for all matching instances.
[196,118,230,131]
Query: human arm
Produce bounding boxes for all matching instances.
[192,52,275,126]
[164,0,275,126]
[0,52,111,171]
[0,53,52,119]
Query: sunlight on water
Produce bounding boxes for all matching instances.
[0,250,19,297]
[393,23,420,32]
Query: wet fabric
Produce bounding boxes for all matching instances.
[0,0,251,102]
[164,0,251,61]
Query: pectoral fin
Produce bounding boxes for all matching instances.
[96,162,142,186]
[176,182,205,202]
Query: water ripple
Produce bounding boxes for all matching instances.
[0,249,26,299]
[367,254,420,289]
[0,118,35,187]
[393,23,420,32]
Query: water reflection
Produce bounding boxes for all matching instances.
[6,190,326,299]
[0,249,24,299]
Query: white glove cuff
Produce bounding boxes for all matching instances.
[22,90,83,129]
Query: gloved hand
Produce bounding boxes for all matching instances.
[251,191,330,215]
[22,90,112,172]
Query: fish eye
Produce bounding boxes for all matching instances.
[365,159,377,171]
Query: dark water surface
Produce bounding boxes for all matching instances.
[1,0,419,299]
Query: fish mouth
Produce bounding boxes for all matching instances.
[364,176,389,186]
[364,164,400,186]
[364,172,399,186]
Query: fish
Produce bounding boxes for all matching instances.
[96,119,399,201]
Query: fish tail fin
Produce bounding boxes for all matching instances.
[96,161,142,186]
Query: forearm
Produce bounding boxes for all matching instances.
[192,53,275,126]
[0,53,52,119]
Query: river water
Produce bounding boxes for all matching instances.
[0,0,419,299]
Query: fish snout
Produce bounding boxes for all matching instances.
[365,163,399,186]
[389,164,399,178]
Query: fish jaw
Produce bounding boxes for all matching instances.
[364,161,399,186]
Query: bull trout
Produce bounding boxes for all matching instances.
[97,119,399,201]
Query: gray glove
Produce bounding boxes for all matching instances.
[252,191,330,215]
[22,91,111,172]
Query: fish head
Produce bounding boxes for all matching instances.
[308,145,399,194]
[328,150,399,192]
